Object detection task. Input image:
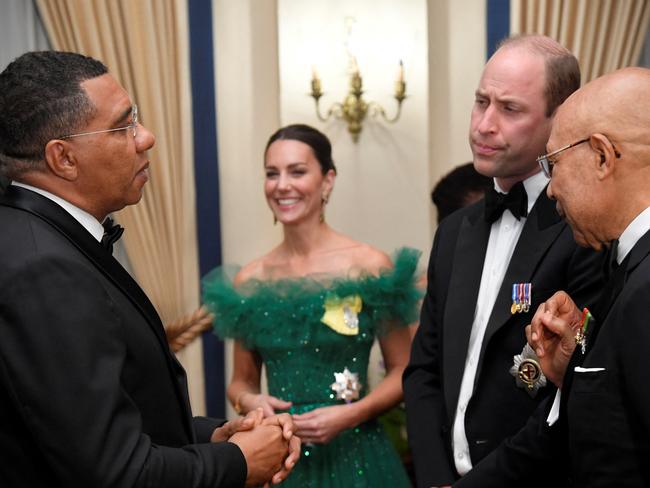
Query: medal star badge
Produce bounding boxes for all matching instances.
[574,307,593,355]
[321,294,362,336]
[330,367,362,403]
[509,343,547,397]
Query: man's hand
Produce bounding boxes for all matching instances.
[262,413,301,485]
[229,423,289,487]
[526,291,582,388]
[228,412,300,486]
[210,408,264,443]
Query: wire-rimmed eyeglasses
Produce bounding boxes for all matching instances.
[536,138,589,178]
[60,104,138,140]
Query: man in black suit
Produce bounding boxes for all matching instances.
[403,35,605,488]
[0,51,299,487]
[456,66,650,488]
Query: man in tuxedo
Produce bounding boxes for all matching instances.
[456,66,650,487]
[403,35,605,488]
[0,51,299,487]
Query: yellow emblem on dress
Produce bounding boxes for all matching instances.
[321,294,362,336]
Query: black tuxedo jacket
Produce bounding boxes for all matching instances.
[454,229,650,488]
[403,190,605,487]
[0,187,246,487]
[561,229,650,485]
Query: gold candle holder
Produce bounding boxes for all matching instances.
[309,59,407,143]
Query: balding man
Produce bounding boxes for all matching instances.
[456,67,650,487]
[403,35,605,488]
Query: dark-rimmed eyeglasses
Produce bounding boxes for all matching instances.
[60,104,138,140]
[536,138,589,178]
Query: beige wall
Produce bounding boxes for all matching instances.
[428,0,486,225]
[213,0,486,415]
[278,0,432,254]
[213,0,281,418]
[214,0,282,265]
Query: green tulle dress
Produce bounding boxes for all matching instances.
[202,247,421,488]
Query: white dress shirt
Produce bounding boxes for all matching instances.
[546,204,650,426]
[11,181,104,242]
[452,171,549,475]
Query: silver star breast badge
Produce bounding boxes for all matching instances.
[330,367,362,403]
[509,343,547,397]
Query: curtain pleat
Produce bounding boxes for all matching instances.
[35,0,206,414]
[511,0,650,83]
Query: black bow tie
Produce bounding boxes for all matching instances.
[484,182,528,223]
[101,217,124,254]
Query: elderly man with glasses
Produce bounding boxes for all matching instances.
[0,51,299,488]
[403,34,606,488]
[456,66,650,488]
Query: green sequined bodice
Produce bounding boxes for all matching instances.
[202,247,421,487]
[203,248,420,408]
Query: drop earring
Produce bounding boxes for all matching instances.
[320,193,329,223]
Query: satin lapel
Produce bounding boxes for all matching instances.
[624,228,650,275]
[0,187,194,435]
[588,228,650,353]
[478,191,564,371]
[442,204,491,416]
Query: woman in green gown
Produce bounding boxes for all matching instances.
[203,124,421,487]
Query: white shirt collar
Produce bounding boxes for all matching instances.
[493,170,549,214]
[11,182,105,242]
[617,206,650,264]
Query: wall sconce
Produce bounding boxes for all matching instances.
[309,59,407,142]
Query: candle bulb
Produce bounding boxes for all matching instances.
[397,59,404,83]
[351,56,359,75]
[394,60,406,101]
[311,66,322,98]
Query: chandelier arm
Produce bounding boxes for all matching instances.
[313,98,345,122]
[367,101,385,119]
[328,102,345,119]
[313,97,330,122]
[367,99,404,123]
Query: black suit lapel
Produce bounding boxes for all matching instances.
[0,187,194,437]
[442,203,491,415]
[478,190,565,377]
[2,187,166,342]
[587,228,650,354]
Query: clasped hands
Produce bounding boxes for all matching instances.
[238,392,358,445]
[211,408,301,487]
[525,291,584,389]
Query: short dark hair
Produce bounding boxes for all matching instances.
[497,34,580,117]
[431,162,493,223]
[265,124,337,175]
[0,51,108,179]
